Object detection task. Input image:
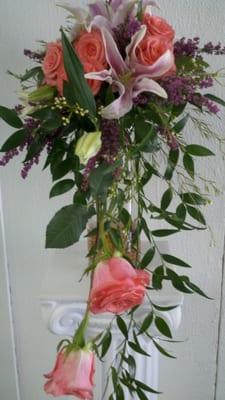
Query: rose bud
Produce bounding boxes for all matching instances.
[44,348,95,399]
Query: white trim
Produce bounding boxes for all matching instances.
[0,186,21,400]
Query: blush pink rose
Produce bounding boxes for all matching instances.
[143,14,175,42]
[42,42,67,95]
[89,256,150,314]
[136,34,174,66]
[44,349,95,399]
[83,61,105,95]
[73,29,107,67]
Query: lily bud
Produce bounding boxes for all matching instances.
[75,131,102,165]
[28,85,55,102]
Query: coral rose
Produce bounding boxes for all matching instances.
[44,349,95,399]
[143,14,175,42]
[84,61,105,95]
[42,42,67,95]
[73,29,107,67]
[136,34,175,71]
[89,256,150,314]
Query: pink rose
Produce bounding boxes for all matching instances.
[83,61,105,95]
[73,29,107,67]
[44,349,95,399]
[136,34,175,68]
[42,42,67,95]
[143,14,175,42]
[89,256,150,314]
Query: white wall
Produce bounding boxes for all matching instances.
[0,1,225,400]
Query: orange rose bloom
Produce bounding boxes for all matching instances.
[136,34,173,66]
[73,29,107,67]
[143,14,175,42]
[42,42,67,95]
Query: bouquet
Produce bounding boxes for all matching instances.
[0,0,225,398]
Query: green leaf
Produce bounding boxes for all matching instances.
[101,331,112,358]
[187,205,206,225]
[61,29,96,116]
[152,303,179,312]
[136,388,148,400]
[50,179,75,198]
[141,247,155,269]
[139,312,153,334]
[21,66,42,82]
[152,266,164,290]
[166,268,193,294]
[116,316,128,339]
[89,163,120,197]
[128,341,150,357]
[126,355,136,379]
[46,204,90,248]
[1,129,27,152]
[205,93,225,107]
[155,316,172,338]
[176,203,187,225]
[135,380,161,394]
[180,192,209,205]
[182,277,212,299]
[173,114,189,133]
[152,229,178,237]
[0,106,23,128]
[52,158,77,181]
[183,153,195,178]
[165,149,179,180]
[186,144,214,157]
[152,339,176,359]
[162,254,191,268]
[161,188,173,210]
[24,135,44,162]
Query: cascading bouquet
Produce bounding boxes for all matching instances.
[1,0,225,398]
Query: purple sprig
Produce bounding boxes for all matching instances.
[24,49,45,62]
[174,37,200,58]
[202,42,225,55]
[113,17,141,55]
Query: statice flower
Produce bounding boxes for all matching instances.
[202,41,225,55]
[160,75,196,105]
[174,37,200,57]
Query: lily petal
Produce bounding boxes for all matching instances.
[142,0,160,13]
[133,77,167,99]
[57,3,89,23]
[101,82,133,120]
[101,28,128,77]
[134,50,175,79]
[88,1,108,18]
[88,15,113,34]
[112,0,137,27]
[85,69,113,85]
[126,25,147,65]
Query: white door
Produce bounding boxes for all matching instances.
[0,1,225,399]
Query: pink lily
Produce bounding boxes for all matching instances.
[85,25,174,119]
[89,0,158,28]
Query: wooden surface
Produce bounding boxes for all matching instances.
[0,1,225,399]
